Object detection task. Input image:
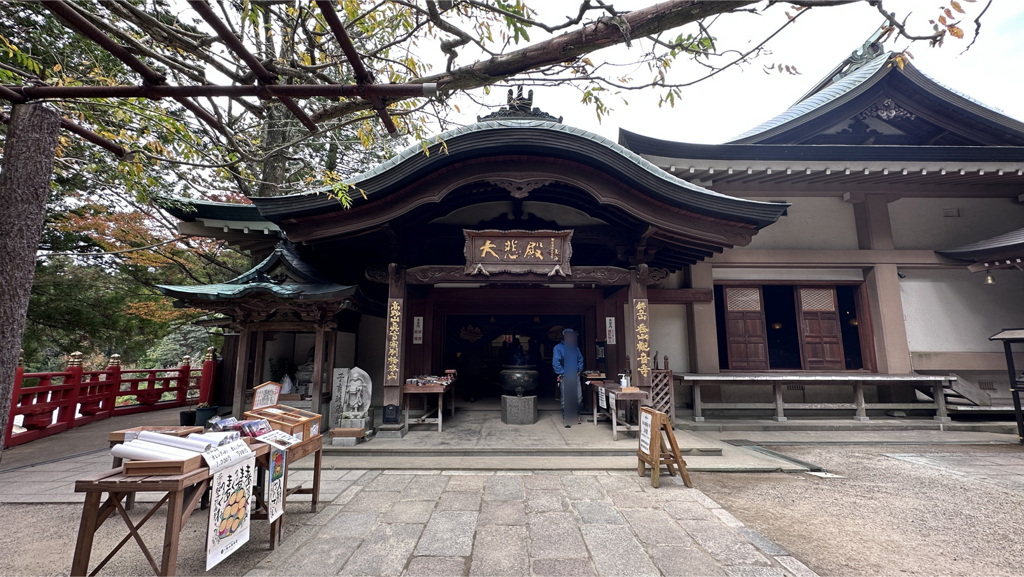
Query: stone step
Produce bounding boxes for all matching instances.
[321,445,723,457]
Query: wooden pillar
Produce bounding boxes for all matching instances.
[324,329,338,409]
[311,324,326,415]
[232,326,252,419]
[383,263,407,411]
[853,194,911,375]
[687,262,720,374]
[628,264,652,388]
[250,329,266,389]
[864,264,912,374]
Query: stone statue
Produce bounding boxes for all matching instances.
[342,367,372,419]
[328,367,374,443]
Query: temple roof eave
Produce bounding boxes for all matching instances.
[248,121,790,230]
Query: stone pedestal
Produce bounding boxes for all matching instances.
[501,395,538,425]
[376,423,408,439]
[331,437,359,446]
[340,416,374,433]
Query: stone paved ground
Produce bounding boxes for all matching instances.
[247,469,818,577]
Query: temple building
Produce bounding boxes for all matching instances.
[160,37,1024,428]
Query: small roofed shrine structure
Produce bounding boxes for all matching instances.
[159,89,788,428]
[158,241,374,418]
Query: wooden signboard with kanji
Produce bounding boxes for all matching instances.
[463,229,573,276]
[251,381,281,410]
[637,406,692,488]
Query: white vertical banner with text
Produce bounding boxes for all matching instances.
[413,316,424,344]
[605,317,616,345]
[266,448,285,523]
[206,456,256,570]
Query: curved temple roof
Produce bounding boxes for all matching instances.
[157,241,356,303]
[248,119,789,229]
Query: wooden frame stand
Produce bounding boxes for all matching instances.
[636,406,693,489]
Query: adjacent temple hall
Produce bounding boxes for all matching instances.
[160,36,1024,430]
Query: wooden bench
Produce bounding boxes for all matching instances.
[680,373,957,422]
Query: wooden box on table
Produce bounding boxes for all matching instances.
[244,404,322,441]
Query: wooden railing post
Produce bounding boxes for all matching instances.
[4,351,24,447]
[106,354,121,413]
[176,355,191,406]
[61,352,84,426]
[199,347,216,406]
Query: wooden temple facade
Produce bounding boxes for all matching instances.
[161,37,1024,425]
[160,96,787,425]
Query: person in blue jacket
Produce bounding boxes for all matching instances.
[553,328,584,424]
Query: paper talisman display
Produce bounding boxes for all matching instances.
[256,430,302,451]
[206,456,255,570]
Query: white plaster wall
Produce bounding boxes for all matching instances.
[357,316,387,406]
[900,268,1024,353]
[650,304,689,373]
[334,331,356,368]
[741,197,858,250]
[889,197,1024,250]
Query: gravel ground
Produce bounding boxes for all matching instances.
[699,444,1024,577]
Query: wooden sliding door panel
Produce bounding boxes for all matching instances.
[723,287,769,371]
[797,287,845,370]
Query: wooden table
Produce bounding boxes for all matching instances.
[71,443,269,577]
[590,382,650,441]
[403,382,455,432]
[107,426,204,511]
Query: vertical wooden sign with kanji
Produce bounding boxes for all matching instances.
[632,298,652,388]
[384,298,404,387]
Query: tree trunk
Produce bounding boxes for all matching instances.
[0,104,60,460]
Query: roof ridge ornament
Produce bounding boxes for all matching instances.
[831,23,888,84]
[477,85,563,123]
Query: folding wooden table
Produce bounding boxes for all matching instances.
[402,382,455,432]
[71,443,269,577]
[590,383,650,441]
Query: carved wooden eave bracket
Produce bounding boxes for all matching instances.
[366,265,670,286]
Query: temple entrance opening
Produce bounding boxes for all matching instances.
[442,313,585,403]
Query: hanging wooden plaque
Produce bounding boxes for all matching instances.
[464,229,573,276]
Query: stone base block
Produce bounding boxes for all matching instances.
[376,423,408,439]
[331,437,359,446]
[338,416,374,431]
[501,395,538,425]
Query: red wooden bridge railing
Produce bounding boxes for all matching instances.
[4,347,217,448]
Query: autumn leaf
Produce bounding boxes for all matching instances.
[947,25,964,39]
[951,0,965,13]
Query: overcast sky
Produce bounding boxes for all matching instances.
[436,1,1024,144]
